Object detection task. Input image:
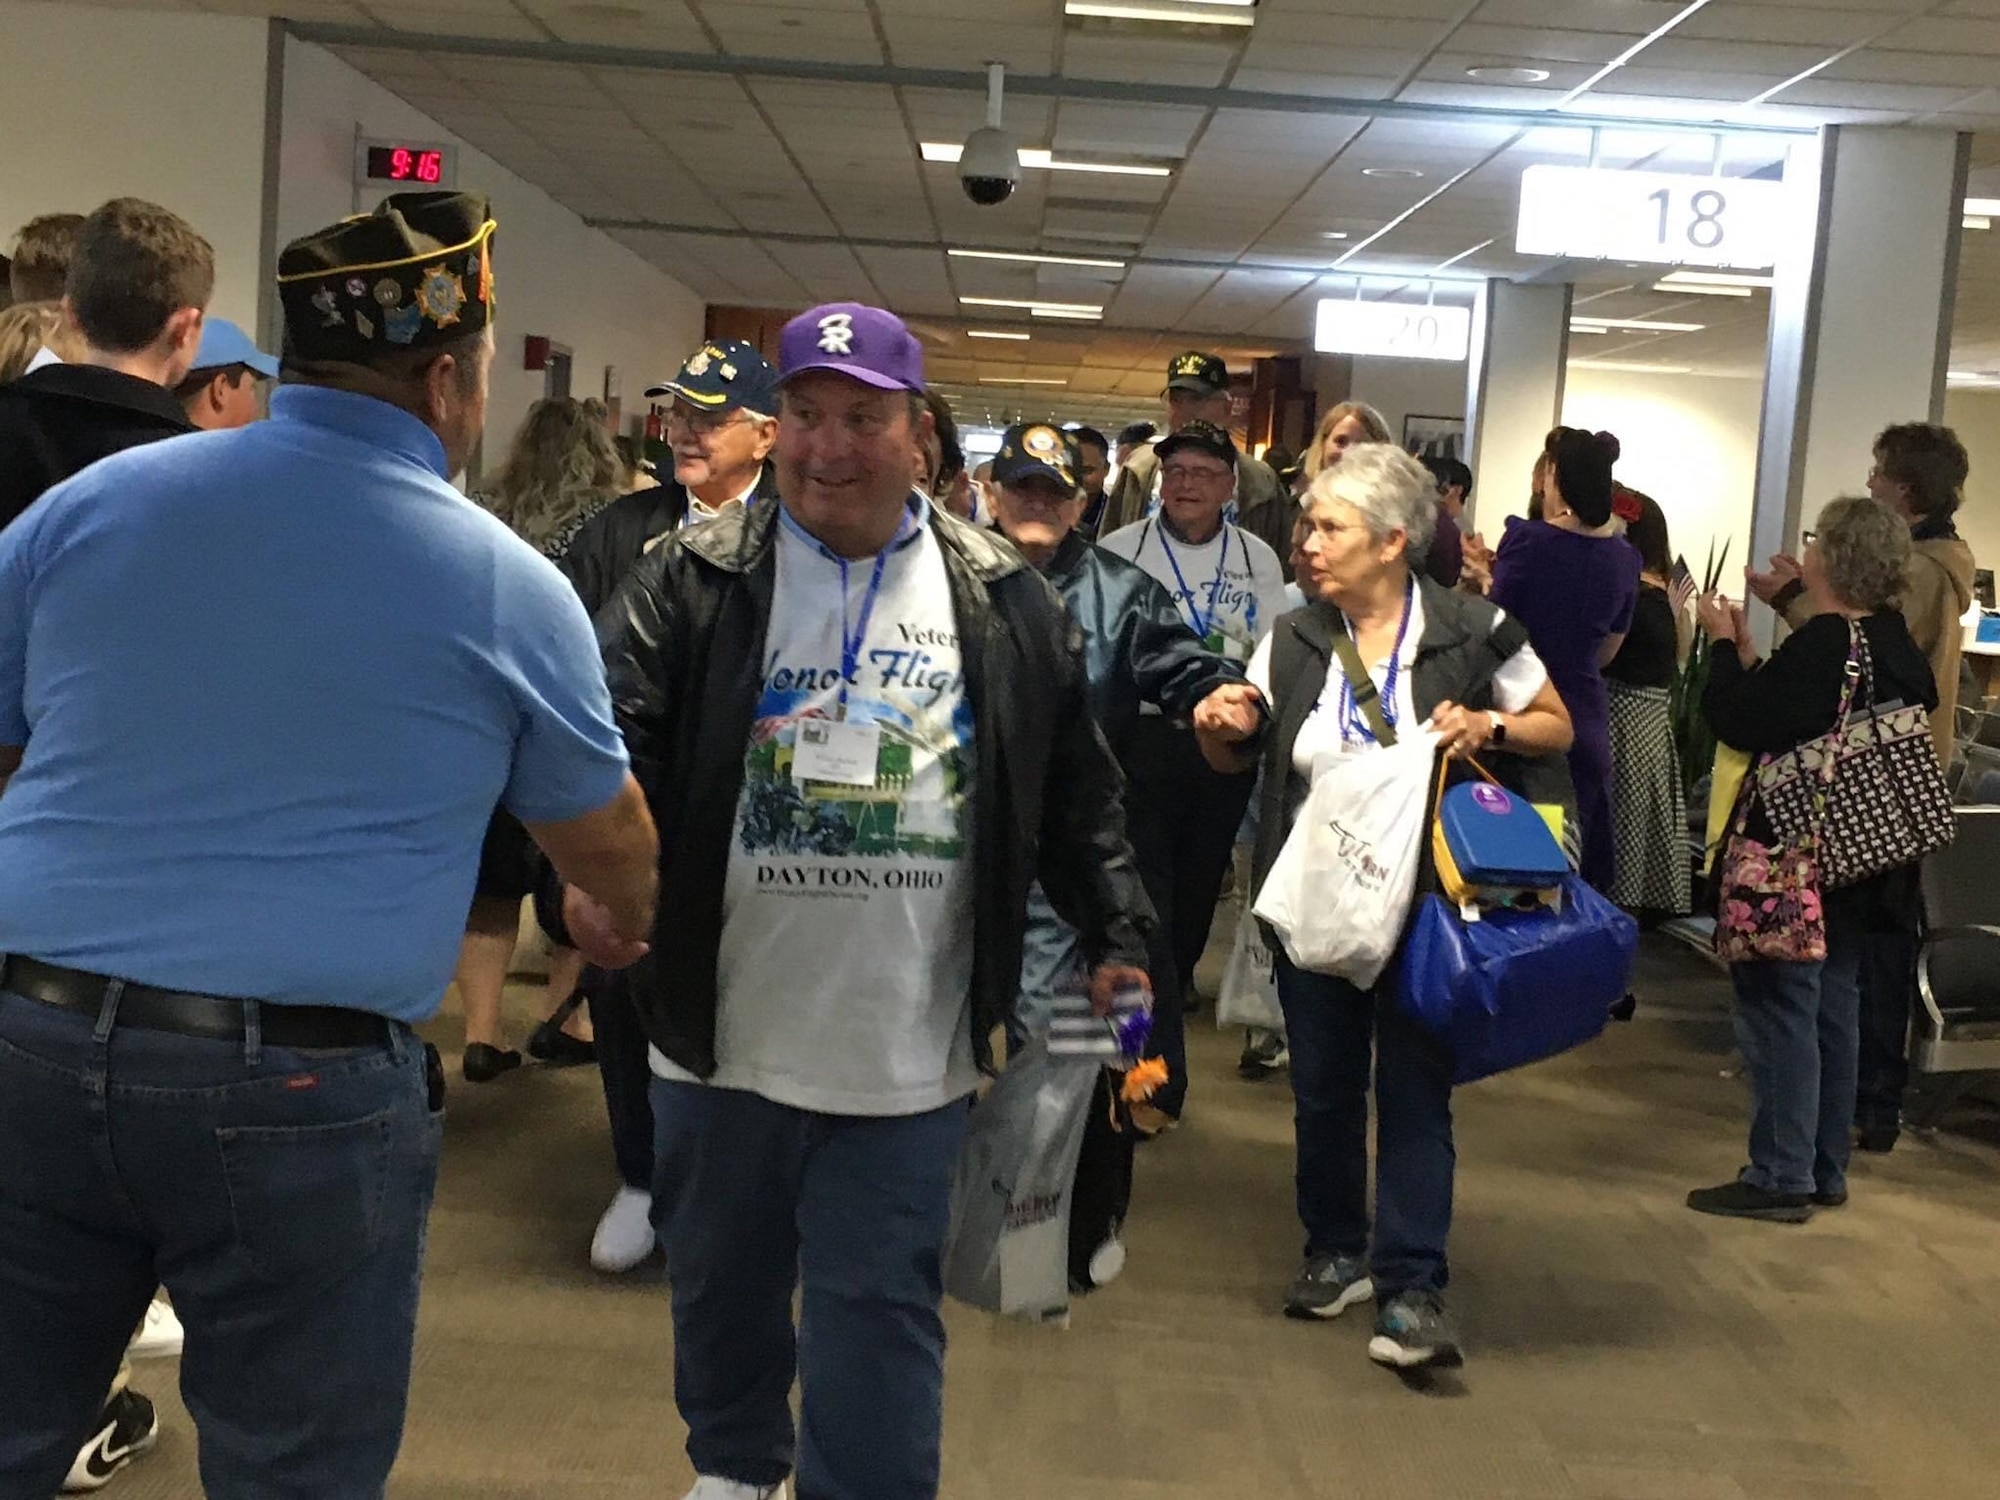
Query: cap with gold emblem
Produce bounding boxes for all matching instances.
[644,338,779,417]
[277,190,496,362]
[1163,350,1228,397]
[990,422,1081,491]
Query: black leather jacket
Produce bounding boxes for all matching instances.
[1041,531,1244,764]
[559,465,780,617]
[596,497,1154,1079]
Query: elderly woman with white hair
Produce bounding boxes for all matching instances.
[1197,443,1574,1372]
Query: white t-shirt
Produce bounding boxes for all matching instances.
[649,501,980,1115]
[1100,516,1288,665]
[1247,586,1549,778]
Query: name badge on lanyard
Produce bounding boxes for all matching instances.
[793,718,880,788]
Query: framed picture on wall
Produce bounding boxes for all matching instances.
[1403,413,1465,462]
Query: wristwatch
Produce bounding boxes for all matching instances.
[1487,711,1508,747]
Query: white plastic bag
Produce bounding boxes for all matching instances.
[1215,908,1284,1031]
[943,1039,1098,1323]
[1252,733,1435,988]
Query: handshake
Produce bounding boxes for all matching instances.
[1192,681,1267,772]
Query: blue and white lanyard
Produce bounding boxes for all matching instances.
[1337,578,1415,744]
[782,503,918,718]
[1154,520,1239,645]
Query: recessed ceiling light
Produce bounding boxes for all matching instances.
[1571,316,1706,333]
[1465,65,1552,83]
[1360,167,1424,180]
[1030,307,1105,321]
[948,248,1127,270]
[981,377,1071,386]
[1064,2,1257,25]
[920,142,1173,178]
[1964,197,2000,216]
[1965,216,1992,231]
[961,296,1105,316]
[1320,230,1350,240]
[967,329,1032,340]
[1571,359,1693,374]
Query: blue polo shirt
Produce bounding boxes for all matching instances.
[0,385,630,1020]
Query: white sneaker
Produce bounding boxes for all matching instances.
[128,1299,183,1359]
[590,1186,656,1273]
[683,1479,788,1500]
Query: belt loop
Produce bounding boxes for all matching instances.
[243,998,262,1068]
[92,978,125,1045]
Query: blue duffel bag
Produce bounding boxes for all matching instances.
[1396,875,1638,1085]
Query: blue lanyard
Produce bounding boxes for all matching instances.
[1154,520,1236,644]
[785,504,917,718]
[1337,577,1415,744]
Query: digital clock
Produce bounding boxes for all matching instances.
[355,140,456,190]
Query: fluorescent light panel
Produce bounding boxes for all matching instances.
[948,247,1126,270]
[1659,270,1773,288]
[966,329,1031,341]
[1031,307,1105,321]
[1572,359,1694,374]
[1571,316,1706,333]
[1064,2,1257,24]
[961,296,1105,316]
[920,142,1172,178]
[980,377,1070,386]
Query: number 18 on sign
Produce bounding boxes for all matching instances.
[1515,165,1782,271]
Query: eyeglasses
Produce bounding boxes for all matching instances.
[666,406,754,437]
[1161,464,1232,485]
[1802,529,1818,546]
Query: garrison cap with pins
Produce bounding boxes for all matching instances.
[990,423,1081,491]
[646,339,779,417]
[1163,349,1229,396]
[277,190,495,362]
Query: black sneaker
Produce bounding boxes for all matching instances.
[1685,1180,1813,1223]
[462,1042,522,1083]
[1238,1029,1289,1080]
[526,1020,595,1066]
[63,1389,159,1492]
[1284,1253,1372,1320]
[1812,1186,1849,1208]
[1368,1290,1464,1370]
[1855,1125,1898,1154]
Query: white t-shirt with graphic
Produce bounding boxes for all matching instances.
[649,501,980,1116]
[1246,586,1548,778]
[1099,516,1288,667]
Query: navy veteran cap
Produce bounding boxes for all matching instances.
[277,191,495,361]
[1155,418,1237,467]
[1163,350,1228,396]
[645,339,779,417]
[991,423,1081,491]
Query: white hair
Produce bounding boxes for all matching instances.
[1305,442,1437,556]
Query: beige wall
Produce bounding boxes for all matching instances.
[0,0,270,331]
[1942,389,2000,586]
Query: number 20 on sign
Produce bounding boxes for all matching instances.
[1514,165,1784,271]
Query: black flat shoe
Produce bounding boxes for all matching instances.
[1812,1187,1849,1208]
[1686,1180,1812,1223]
[1608,992,1637,1022]
[462,1042,522,1083]
[527,1021,596,1066]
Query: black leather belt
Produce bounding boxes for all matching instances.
[1,956,393,1048]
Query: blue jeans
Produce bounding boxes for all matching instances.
[1274,954,1456,1300]
[1729,917,1863,1197]
[651,1080,968,1500]
[0,986,442,1499]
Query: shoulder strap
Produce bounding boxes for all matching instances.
[1329,629,1396,747]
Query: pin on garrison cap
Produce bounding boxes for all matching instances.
[991,423,1081,492]
[645,339,779,417]
[277,190,495,362]
[1163,349,1229,396]
[1155,418,1237,468]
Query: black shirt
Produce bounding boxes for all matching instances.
[1704,609,1937,755]
[0,364,194,532]
[1604,584,1679,688]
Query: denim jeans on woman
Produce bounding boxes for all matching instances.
[1274,951,1456,1299]
[1728,915,1864,1198]
[0,985,443,1498]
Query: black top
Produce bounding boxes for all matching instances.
[1604,583,1679,688]
[0,364,193,533]
[558,465,780,619]
[1704,610,1936,755]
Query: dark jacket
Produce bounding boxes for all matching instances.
[1043,530,1243,765]
[560,465,780,617]
[0,364,193,532]
[1250,578,1575,898]
[597,497,1154,1079]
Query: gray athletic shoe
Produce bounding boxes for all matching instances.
[1367,1290,1464,1370]
[1284,1253,1373,1320]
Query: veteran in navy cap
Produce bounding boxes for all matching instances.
[546,303,1156,1499]
[0,190,659,1496]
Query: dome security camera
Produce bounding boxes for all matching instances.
[960,127,1019,207]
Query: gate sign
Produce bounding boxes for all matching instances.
[1515,165,1783,271]
[1314,299,1472,362]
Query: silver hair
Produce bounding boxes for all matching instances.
[1305,442,1437,557]
[1814,495,1910,613]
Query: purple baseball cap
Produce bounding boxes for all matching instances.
[778,302,924,392]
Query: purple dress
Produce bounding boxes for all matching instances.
[1488,517,1641,891]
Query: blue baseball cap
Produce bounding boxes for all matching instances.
[645,339,779,417]
[190,317,279,379]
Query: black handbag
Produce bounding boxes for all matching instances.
[1755,622,1955,890]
